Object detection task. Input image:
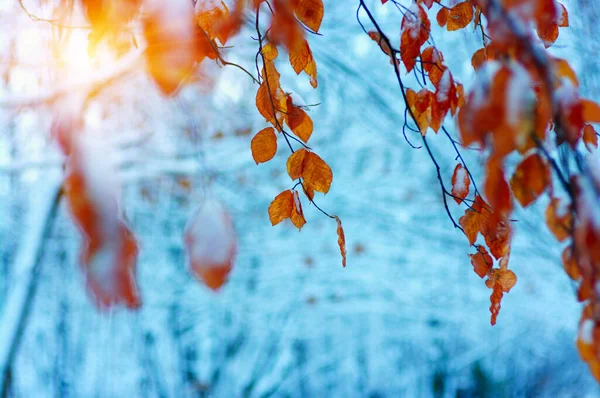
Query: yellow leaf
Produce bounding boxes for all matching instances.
[261,42,279,61]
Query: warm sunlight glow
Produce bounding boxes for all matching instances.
[58,31,94,79]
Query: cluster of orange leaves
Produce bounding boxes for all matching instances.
[58,0,345,306]
[247,0,347,267]
[371,0,600,356]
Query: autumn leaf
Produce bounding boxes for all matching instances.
[459,195,487,245]
[486,268,516,325]
[436,7,449,27]
[251,127,278,164]
[143,0,198,95]
[421,46,445,87]
[286,95,313,142]
[406,88,433,134]
[369,31,397,66]
[287,148,308,180]
[262,42,279,61]
[291,0,324,33]
[400,4,430,73]
[484,155,512,217]
[195,0,230,44]
[291,190,306,229]
[583,124,598,151]
[447,2,474,31]
[510,153,551,207]
[469,245,493,278]
[582,99,600,123]
[562,245,581,281]
[335,216,347,267]
[302,152,333,193]
[268,190,295,225]
[546,197,572,242]
[482,218,511,260]
[184,199,237,291]
[286,149,333,193]
[451,163,470,204]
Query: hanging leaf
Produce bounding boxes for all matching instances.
[335,216,347,267]
[510,153,551,207]
[451,163,470,204]
[268,190,295,225]
[469,245,493,278]
[291,190,306,229]
[447,2,474,31]
[291,0,324,33]
[251,127,278,164]
[184,199,237,291]
[143,0,198,95]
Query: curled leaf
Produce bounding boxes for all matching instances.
[335,216,347,267]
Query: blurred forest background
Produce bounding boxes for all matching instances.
[1,0,600,396]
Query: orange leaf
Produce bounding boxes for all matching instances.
[546,197,572,241]
[482,217,511,260]
[582,99,600,123]
[335,216,347,267]
[261,42,279,61]
[510,153,551,207]
[369,31,397,66]
[451,163,470,204]
[292,0,324,33]
[268,190,295,225]
[459,195,487,245]
[184,199,237,291]
[406,88,433,134]
[195,0,231,44]
[302,152,333,193]
[400,4,430,73]
[553,58,578,87]
[143,0,198,95]
[421,46,445,87]
[469,245,493,278]
[489,282,503,325]
[291,190,306,229]
[583,124,598,151]
[286,96,313,142]
[562,245,580,281]
[497,268,517,292]
[436,7,449,27]
[289,39,311,74]
[286,148,308,180]
[251,127,278,164]
[447,2,474,31]
[484,155,512,216]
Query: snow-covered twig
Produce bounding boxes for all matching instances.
[0,171,63,397]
